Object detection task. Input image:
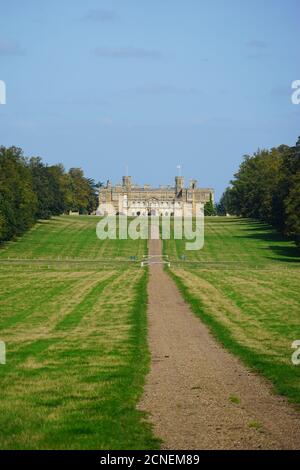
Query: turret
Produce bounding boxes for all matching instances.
[122,176,132,189]
[175,176,184,196]
[189,179,197,190]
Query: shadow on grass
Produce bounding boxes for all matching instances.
[268,245,300,263]
[234,219,300,264]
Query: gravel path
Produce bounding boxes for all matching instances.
[139,238,300,450]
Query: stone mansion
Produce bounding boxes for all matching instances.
[97,176,214,217]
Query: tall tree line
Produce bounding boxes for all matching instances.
[217,136,300,247]
[0,146,98,243]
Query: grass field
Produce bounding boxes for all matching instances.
[0,215,146,262]
[164,217,300,405]
[1,215,300,449]
[0,216,159,450]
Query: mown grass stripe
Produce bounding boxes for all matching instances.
[168,267,300,406]
[55,273,119,331]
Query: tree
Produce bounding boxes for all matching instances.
[216,187,235,215]
[219,136,300,248]
[47,164,71,215]
[28,157,54,219]
[68,168,98,214]
[0,146,99,244]
[0,146,37,242]
[204,194,216,216]
[283,137,300,246]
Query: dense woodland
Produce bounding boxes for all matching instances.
[0,146,98,243]
[217,136,300,247]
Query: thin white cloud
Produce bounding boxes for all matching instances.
[83,9,118,22]
[98,116,113,126]
[0,40,25,56]
[133,84,200,95]
[14,118,36,130]
[270,85,290,97]
[246,52,269,61]
[246,40,268,49]
[93,46,162,60]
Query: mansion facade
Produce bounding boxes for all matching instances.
[97,176,214,217]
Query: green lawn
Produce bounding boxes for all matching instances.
[164,217,300,405]
[0,216,159,449]
[0,215,146,262]
[1,215,300,449]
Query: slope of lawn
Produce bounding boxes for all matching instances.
[0,215,145,261]
[0,216,159,449]
[164,217,300,405]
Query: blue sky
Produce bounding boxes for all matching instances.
[0,0,299,199]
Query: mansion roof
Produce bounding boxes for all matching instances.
[99,176,214,205]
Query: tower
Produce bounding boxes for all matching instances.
[122,176,132,190]
[189,179,197,190]
[175,176,184,197]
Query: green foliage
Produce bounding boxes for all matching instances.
[284,138,300,246]
[0,146,98,244]
[0,146,37,241]
[215,188,235,215]
[219,137,300,247]
[68,168,98,214]
[204,194,216,216]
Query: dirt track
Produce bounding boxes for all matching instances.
[139,238,300,450]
